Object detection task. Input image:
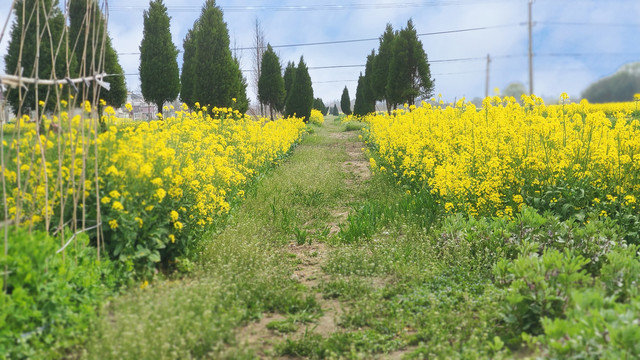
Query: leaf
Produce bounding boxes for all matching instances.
[113,242,124,257]
[148,251,161,263]
[135,247,151,259]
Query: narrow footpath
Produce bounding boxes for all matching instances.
[82,118,388,359]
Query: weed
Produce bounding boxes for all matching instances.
[321,278,372,300]
[294,227,310,245]
[342,121,366,132]
[267,319,298,333]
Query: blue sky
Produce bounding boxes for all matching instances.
[1,0,640,105]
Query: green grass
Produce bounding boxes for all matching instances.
[81,122,357,359]
[342,121,367,132]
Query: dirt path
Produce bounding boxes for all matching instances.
[236,123,371,358]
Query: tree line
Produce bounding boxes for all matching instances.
[348,19,435,116]
[4,0,318,122]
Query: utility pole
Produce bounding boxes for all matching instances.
[528,0,534,95]
[485,54,491,98]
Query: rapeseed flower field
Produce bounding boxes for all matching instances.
[1,103,306,274]
[363,95,640,236]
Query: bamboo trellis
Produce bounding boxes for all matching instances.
[1,0,114,292]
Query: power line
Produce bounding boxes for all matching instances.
[235,24,524,51]
[116,23,525,56]
[109,1,513,13]
[120,51,639,76]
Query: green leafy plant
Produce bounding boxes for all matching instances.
[0,228,120,358]
[599,245,640,303]
[526,289,640,359]
[494,248,592,341]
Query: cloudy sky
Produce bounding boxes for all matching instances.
[1,0,640,105]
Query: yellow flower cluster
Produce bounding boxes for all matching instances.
[309,109,325,125]
[363,96,640,217]
[2,103,306,271]
[97,107,306,253]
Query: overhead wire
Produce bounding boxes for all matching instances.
[105,2,640,89]
[109,0,514,13]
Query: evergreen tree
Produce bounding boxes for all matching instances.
[232,57,250,113]
[4,0,70,112]
[363,50,377,112]
[258,44,285,119]
[387,19,434,107]
[385,33,407,111]
[282,61,296,106]
[331,104,339,116]
[353,50,377,115]
[139,0,180,115]
[103,37,127,108]
[193,0,246,111]
[354,73,369,116]
[69,0,127,107]
[340,86,352,115]
[372,23,396,113]
[284,56,313,121]
[312,98,327,114]
[180,25,197,108]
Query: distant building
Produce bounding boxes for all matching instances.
[120,92,156,120]
[119,92,183,120]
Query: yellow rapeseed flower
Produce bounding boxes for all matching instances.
[174,221,183,231]
[156,188,167,202]
[112,201,124,211]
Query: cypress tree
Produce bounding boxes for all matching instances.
[69,0,127,107]
[258,44,285,119]
[232,57,250,113]
[102,37,127,108]
[193,0,245,110]
[313,98,327,114]
[4,0,70,113]
[363,50,377,113]
[139,0,180,115]
[340,86,351,115]
[385,33,407,110]
[354,73,368,116]
[284,56,313,121]
[282,61,296,106]
[372,23,396,113]
[180,25,197,108]
[331,104,339,116]
[387,19,434,107]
